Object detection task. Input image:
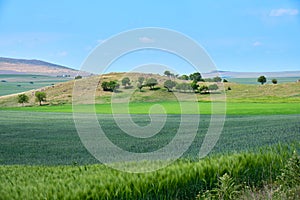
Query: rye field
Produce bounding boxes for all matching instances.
[0,73,299,199]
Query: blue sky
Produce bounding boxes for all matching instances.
[0,0,299,74]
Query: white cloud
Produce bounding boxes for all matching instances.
[139,36,154,43]
[269,9,299,17]
[253,41,262,47]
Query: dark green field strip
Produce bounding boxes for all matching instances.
[0,111,299,165]
[1,102,300,115]
[0,74,70,96]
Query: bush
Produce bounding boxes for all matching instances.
[17,94,29,106]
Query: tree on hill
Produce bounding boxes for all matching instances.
[17,94,29,106]
[257,76,267,85]
[35,91,46,106]
[145,78,158,90]
[138,77,145,85]
[175,82,192,93]
[190,81,199,92]
[199,85,209,94]
[164,70,171,77]
[101,81,119,92]
[189,72,202,82]
[208,84,219,92]
[213,76,222,82]
[137,83,144,92]
[178,74,189,80]
[75,75,82,79]
[272,79,278,84]
[164,80,176,92]
[121,77,131,88]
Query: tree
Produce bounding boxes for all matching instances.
[178,74,189,80]
[138,77,145,85]
[272,79,278,84]
[121,77,131,88]
[17,94,29,106]
[137,83,144,91]
[208,84,219,91]
[164,70,171,77]
[190,81,199,92]
[189,72,202,82]
[213,76,222,82]
[75,75,82,79]
[175,82,192,92]
[257,76,267,85]
[145,78,158,90]
[35,91,46,106]
[164,80,176,92]
[109,81,119,92]
[101,81,119,92]
[199,85,209,94]
[223,79,228,83]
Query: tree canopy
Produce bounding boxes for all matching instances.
[257,76,267,85]
[35,91,46,106]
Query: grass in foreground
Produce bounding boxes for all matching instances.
[0,144,298,200]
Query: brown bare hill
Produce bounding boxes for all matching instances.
[0,57,90,77]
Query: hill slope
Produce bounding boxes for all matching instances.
[0,57,90,76]
[0,72,300,107]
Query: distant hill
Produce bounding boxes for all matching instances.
[203,70,300,78]
[0,57,91,77]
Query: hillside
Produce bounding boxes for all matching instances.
[0,57,90,77]
[0,72,300,107]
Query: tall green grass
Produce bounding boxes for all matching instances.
[0,144,297,200]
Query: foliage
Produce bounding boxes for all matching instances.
[145,78,158,89]
[257,75,267,85]
[208,84,219,91]
[189,72,202,82]
[191,81,199,92]
[163,80,176,92]
[272,79,278,84]
[121,77,131,88]
[223,79,228,82]
[35,91,46,106]
[17,94,29,105]
[198,173,241,200]
[213,76,222,82]
[178,74,189,80]
[138,76,145,85]
[164,70,174,78]
[75,75,82,79]
[175,82,192,92]
[101,80,119,92]
[199,85,209,94]
[275,151,300,199]
[137,83,144,91]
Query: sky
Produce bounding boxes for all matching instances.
[0,0,299,74]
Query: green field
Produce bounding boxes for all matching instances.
[0,74,71,96]
[0,111,299,165]
[1,74,299,199]
[1,101,299,115]
[0,146,296,200]
[227,77,300,84]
